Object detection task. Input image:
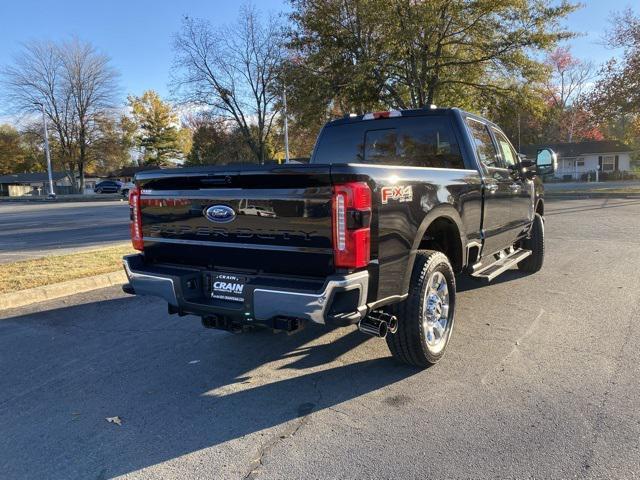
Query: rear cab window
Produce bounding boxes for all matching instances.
[312,116,466,169]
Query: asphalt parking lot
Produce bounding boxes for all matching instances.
[0,201,129,263]
[1,197,639,479]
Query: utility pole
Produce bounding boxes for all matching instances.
[283,86,290,164]
[517,112,521,152]
[36,102,56,198]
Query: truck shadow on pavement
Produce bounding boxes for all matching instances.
[0,295,421,478]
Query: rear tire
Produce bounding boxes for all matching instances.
[386,250,456,367]
[518,213,544,273]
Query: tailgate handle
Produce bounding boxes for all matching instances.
[202,176,232,185]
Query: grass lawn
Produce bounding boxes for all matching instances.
[0,244,134,294]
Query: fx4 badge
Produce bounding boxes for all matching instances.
[381,185,413,204]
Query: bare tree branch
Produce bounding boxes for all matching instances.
[172,4,285,164]
[1,39,119,191]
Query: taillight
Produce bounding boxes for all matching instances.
[129,186,144,251]
[332,182,371,268]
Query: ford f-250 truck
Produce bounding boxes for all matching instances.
[122,107,556,367]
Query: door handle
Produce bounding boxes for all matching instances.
[486,183,498,194]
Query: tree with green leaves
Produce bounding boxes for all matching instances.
[286,0,577,118]
[0,124,55,175]
[485,86,549,150]
[185,115,257,166]
[127,90,184,167]
[0,124,27,175]
[88,115,136,175]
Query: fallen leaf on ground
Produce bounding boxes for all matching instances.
[106,416,122,426]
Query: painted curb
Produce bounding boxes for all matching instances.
[0,270,127,311]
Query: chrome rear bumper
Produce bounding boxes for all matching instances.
[123,255,178,305]
[122,254,368,325]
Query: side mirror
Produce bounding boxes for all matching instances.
[508,159,536,179]
[518,159,537,179]
[536,148,557,176]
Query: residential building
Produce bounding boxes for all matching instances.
[0,172,70,196]
[520,140,635,180]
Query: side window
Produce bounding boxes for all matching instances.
[465,119,499,169]
[493,129,518,169]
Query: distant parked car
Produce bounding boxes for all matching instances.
[94,181,122,194]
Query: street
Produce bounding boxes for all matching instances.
[0,201,130,263]
[0,197,639,479]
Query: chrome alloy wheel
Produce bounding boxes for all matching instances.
[422,271,450,353]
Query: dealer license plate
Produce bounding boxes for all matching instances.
[210,273,246,303]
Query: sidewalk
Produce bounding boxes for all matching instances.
[0,193,124,202]
[544,180,640,198]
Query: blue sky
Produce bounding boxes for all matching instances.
[0,0,285,108]
[0,0,636,116]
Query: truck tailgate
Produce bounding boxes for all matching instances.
[136,165,335,278]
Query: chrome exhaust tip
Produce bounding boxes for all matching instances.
[387,314,398,334]
[358,311,398,338]
[358,316,388,338]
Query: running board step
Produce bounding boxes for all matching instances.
[471,249,532,282]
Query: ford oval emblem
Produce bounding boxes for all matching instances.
[204,205,236,223]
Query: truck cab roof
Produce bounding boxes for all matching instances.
[324,107,500,130]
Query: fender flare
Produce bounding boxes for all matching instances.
[401,204,468,294]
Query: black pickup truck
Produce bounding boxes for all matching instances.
[122,107,556,367]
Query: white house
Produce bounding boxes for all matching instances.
[0,172,70,196]
[521,140,635,180]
